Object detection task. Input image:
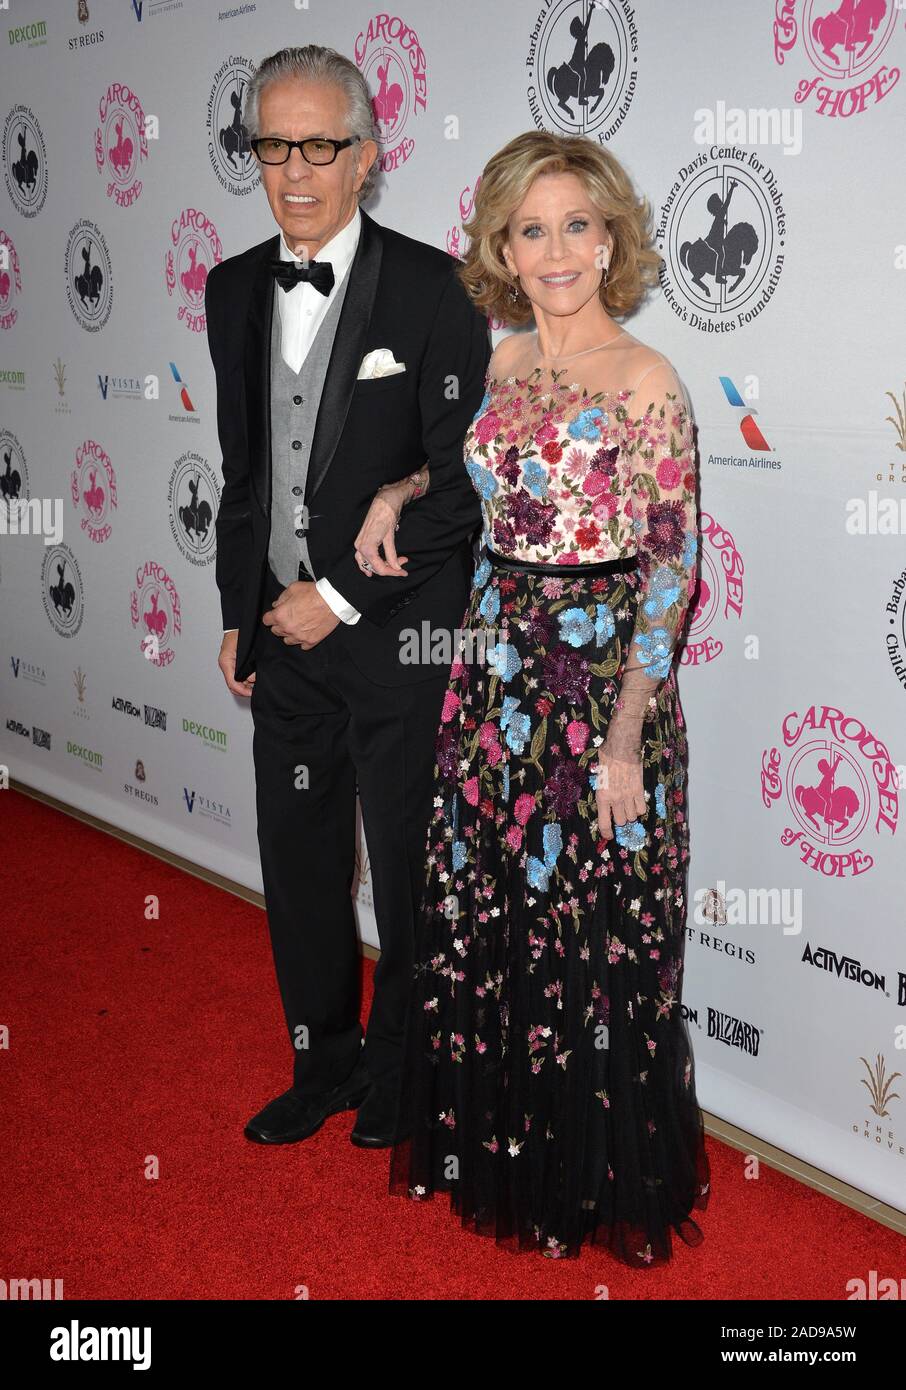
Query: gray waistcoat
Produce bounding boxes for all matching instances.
[267,271,351,587]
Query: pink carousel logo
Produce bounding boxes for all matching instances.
[164,208,222,334]
[130,559,182,668]
[761,704,899,877]
[354,14,427,175]
[94,81,150,206]
[70,439,117,544]
[446,177,506,333]
[772,0,901,116]
[0,230,22,331]
[681,510,744,666]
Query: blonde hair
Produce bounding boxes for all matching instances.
[459,130,662,325]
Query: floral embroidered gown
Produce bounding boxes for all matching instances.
[388,330,711,1265]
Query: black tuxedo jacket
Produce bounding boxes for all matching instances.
[203,207,490,686]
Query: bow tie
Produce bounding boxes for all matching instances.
[268,257,335,296]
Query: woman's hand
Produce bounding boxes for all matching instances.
[595,750,646,841]
[353,468,429,578]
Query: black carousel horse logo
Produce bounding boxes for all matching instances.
[680,180,760,298]
[547,4,615,120]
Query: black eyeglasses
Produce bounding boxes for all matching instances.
[250,136,360,166]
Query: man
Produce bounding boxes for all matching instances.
[204,45,489,1147]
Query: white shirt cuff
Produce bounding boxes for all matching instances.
[315,577,361,625]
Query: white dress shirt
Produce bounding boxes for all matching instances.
[223,206,362,633]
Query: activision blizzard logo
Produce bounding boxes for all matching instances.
[761,704,898,877]
[658,150,786,332]
[801,942,888,997]
[42,544,85,638]
[94,80,149,207]
[707,1006,762,1056]
[10,655,47,686]
[206,58,258,196]
[182,786,232,827]
[772,0,900,119]
[354,13,427,175]
[70,439,117,544]
[5,718,29,738]
[64,219,113,332]
[681,507,744,666]
[3,104,48,218]
[33,726,51,750]
[851,1052,904,1160]
[168,452,219,566]
[111,696,168,732]
[525,0,638,143]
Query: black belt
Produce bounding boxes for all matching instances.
[485,548,638,577]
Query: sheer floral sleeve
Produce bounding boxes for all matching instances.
[601,360,699,761]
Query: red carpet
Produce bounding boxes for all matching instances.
[2,786,903,1300]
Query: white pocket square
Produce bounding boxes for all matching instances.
[357,348,406,380]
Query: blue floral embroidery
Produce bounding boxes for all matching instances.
[633,627,673,681]
[486,642,522,682]
[594,604,615,646]
[479,584,500,623]
[566,407,604,442]
[558,606,595,648]
[473,556,492,589]
[501,695,531,754]
[682,530,698,568]
[521,457,548,499]
[526,822,563,891]
[642,567,681,620]
[502,760,510,803]
[615,819,647,851]
[655,782,666,818]
[452,840,467,871]
[466,458,498,501]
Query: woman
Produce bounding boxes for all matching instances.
[355,130,710,1266]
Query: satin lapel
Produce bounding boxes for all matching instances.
[243,233,280,518]
[305,209,383,502]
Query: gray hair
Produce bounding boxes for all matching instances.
[245,45,379,202]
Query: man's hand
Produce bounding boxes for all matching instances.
[219,629,256,697]
[262,580,339,648]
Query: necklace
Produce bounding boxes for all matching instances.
[535,328,627,362]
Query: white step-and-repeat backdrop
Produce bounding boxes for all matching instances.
[1,0,904,1213]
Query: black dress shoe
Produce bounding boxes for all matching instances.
[350,1079,408,1148]
[245,1061,371,1144]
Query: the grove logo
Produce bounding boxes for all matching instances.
[3,104,48,217]
[681,510,744,666]
[70,439,117,544]
[773,0,900,118]
[65,219,113,332]
[42,543,84,638]
[761,704,898,877]
[0,229,22,330]
[658,154,786,331]
[525,0,638,143]
[167,451,219,566]
[94,81,148,206]
[206,57,258,195]
[164,209,222,334]
[354,14,426,175]
[129,559,182,667]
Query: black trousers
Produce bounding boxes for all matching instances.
[249,565,449,1096]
